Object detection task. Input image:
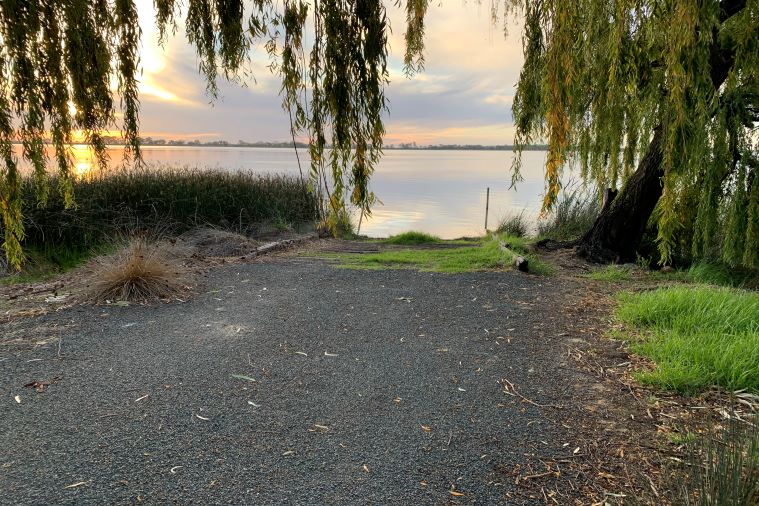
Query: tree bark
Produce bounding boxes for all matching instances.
[576,129,663,263]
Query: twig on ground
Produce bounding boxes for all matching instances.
[500,378,564,409]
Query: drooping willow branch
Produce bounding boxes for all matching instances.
[509,0,759,267]
[0,0,429,268]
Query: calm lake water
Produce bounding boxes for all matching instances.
[15,145,551,239]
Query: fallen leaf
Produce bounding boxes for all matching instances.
[230,374,256,382]
[248,401,261,407]
[362,464,370,473]
[282,450,295,456]
[295,351,308,356]
[134,394,149,402]
[313,424,329,431]
[14,395,21,404]
[324,352,338,357]
[63,481,88,489]
[420,424,431,432]
[170,466,183,474]
[195,414,210,421]
[450,490,465,497]
[393,397,402,404]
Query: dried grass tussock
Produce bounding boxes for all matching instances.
[85,239,189,303]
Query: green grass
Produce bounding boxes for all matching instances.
[331,234,552,275]
[586,265,632,282]
[678,415,759,505]
[617,286,759,393]
[685,261,759,289]
[384,231,441,245]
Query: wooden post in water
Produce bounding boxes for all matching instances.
[485,187,490,232]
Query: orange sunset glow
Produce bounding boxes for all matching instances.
[131,0,523,146]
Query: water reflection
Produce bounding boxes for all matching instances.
[71,145,95,179]
[12,144,562,238]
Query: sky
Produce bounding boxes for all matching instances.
[133,1,525,146]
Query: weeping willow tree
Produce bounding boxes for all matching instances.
[3,1,757,270]
[509,0,759,267]
[0,0,430,268]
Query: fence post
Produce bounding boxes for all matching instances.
[485,187,490,232]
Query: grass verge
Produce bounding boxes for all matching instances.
[0,242,116,286]
[331,234,552,275]
[617,286,759,393]
[685,261,759,289]
[586,265,633,282]
[1,168,317,282]
[384,231,441,245]
[496,211,530,237]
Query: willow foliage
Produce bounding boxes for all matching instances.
[0,0,141,267]
[0,0,428,268]
[509,0,759,267]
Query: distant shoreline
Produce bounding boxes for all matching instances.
[12,141,548,152]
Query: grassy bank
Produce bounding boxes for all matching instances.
[1,168,318,277]
[617,286,759,393]
[331,233,552,274]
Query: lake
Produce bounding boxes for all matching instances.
[15,145,551,239]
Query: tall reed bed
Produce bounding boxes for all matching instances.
[17,167,318,252]
[536,186,599,241]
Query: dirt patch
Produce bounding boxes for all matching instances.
[177,228,263,258]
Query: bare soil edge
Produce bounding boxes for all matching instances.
[0,229,318,320]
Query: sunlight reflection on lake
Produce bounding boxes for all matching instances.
[14,145,564,239]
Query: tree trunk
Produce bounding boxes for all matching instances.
[576,129,663,263]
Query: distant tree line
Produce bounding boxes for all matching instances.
[14,137,547,151]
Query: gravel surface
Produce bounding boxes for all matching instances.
[2,257,584,504]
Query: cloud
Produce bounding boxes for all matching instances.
[131,1,525,145]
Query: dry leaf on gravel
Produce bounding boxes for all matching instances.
[63,481,88,489]
[230,374,256,382]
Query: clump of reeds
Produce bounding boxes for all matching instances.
[17,166,318,253]
[537,187,599,241]
[85,239,188,302]
[679,413,759,505]
[496,210,530,237]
